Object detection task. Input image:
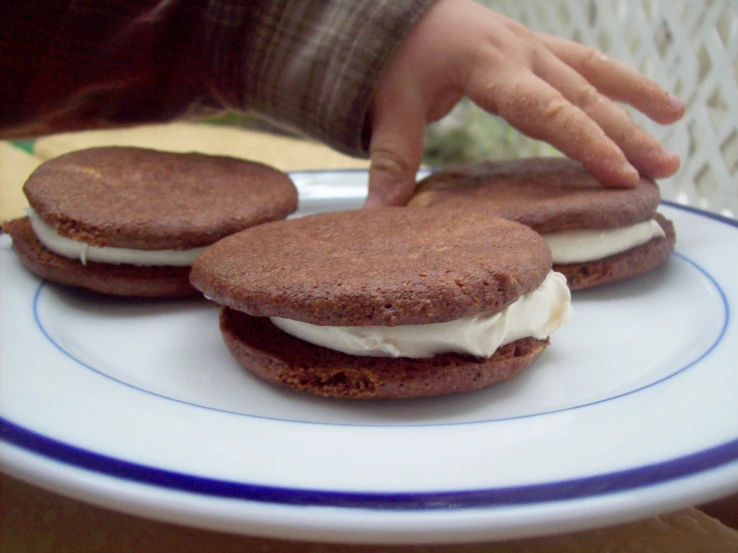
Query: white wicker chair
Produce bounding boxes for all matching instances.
[479,0,738,217]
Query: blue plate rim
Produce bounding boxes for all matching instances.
[1,417,737,509]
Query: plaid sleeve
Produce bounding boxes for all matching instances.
[0,0,437,156]
[230,0,438,156]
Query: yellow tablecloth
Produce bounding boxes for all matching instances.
[1,125,737,552]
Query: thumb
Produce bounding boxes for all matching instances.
[365,93,426,208]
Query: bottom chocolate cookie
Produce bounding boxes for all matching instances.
[220,307,550,400]
[3,217,197,298]
[556,214,676,291]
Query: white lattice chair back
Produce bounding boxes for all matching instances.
[483,0,738,217]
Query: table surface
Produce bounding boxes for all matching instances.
[1,125,737,552]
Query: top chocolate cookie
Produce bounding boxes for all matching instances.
[408,157,661,232]
[24,147,298,250]
[190,207,552,326]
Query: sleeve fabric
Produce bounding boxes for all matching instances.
[0,0,437,157]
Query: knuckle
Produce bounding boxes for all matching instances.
[583,46,607,70]
[539,96,608,142]
[516,35,545,65]
[472,63,527,113]
[370,148,414,177]
[541,96,574,124]
[622,125,652,150]
[575,83,602,112]
[506,20,538,44]
[485,22,541,65]
[527,41,547,67]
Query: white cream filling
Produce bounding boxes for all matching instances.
[543,219,665,264]
[27,208,206,266]
[271,271,572,359]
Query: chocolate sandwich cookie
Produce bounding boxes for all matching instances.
[191,208,572,399]
[408,157,676,290]
[3,147,298,297]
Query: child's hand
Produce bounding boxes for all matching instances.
[365,0,686,207]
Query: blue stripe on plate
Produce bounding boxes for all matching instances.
[1,417,737,508]
[30,251,730,427]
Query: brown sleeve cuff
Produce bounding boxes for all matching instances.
[233,0,438,157]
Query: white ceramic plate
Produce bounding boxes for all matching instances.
[1,170,737,545]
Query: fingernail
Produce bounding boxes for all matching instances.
[622,163,640,184]
[363,196,381,208]
[662,147,681,172]
[667,93,685,110]
[663,146,680,160]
